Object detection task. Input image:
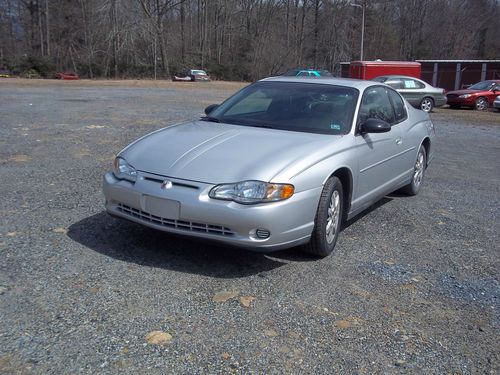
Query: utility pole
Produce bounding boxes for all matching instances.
[45,0,50,56]
[350,1,365,61]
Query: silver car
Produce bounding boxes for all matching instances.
[103,77,435,257]
[494,95,500,111]
[372,75,447,113]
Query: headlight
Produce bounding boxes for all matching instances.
[209,180,294,204]
[458,94,471,99]
[113,157,137,182]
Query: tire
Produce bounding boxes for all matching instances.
[303,176,343,257]
[420,97,434,113]
[401,145,426,196]
[475,97,488,111]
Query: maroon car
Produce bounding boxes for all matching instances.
[55,72,79,80]
[446,80,500,110]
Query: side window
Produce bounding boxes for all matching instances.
[297,71,309,77]
[402,79,424,89]
[358,86,395,125]
[388,89,407,123]
[385,79,403,90]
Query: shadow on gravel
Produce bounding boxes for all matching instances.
[67,211,305,278]
[343,196,392,229]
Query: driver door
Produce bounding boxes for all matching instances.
[353,86,405,210]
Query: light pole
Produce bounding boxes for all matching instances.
[350,1,365,61]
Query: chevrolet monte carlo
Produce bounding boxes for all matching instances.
[103,77,435,257]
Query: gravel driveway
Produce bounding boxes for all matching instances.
[1,79,498,374]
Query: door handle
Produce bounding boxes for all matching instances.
[396,138,402,145]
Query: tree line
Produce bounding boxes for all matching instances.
[0,0,498,81]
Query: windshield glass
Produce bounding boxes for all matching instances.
[192,70,207,75]
[208,81,358,135]
[469,81,494,90]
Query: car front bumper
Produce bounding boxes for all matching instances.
[103,172,321,251]
[446,97,475,107]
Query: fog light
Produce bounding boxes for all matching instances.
[255,229,270,239]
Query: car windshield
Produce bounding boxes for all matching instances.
[468,81,494,90]
[207,81,358,135]
[192,70,207,75]
[372,77,388,82]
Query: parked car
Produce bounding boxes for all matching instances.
[284,69,332,77]
[172,69,210,82]
[494,95,500,111]
[372,75,446,113]
[446,80,500,110]
[103,77,435,257]
[0,69,11,78]
[55,72,79,80]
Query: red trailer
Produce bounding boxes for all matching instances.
[349,61,421,80]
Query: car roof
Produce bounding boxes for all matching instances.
[374,75,424,80]
[260,76,378,90]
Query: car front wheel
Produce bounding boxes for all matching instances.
[401,145,426,196]
[420,97,434,113]
[303,176,343,257]
[475,97,488,111]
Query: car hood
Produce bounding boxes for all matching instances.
[120,121,343,184]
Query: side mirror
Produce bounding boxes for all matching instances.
[204,104,219,115]
[360,118,391,134]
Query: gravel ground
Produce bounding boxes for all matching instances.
[1,79,499,374]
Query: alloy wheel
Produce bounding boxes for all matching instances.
[476,97,488,111]
[326,190,340,244]
[413,150,425,188]
[420,98,433,112]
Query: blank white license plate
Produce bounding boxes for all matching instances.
[144,195,180,220]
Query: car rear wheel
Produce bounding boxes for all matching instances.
[475,97,488,111]
[420,97,434,113]
[303,176,343,257]
[401,145,426,196]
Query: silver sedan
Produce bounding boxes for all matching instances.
[103,77,435,257]
[372,75,447,113]
[494,95,500,111]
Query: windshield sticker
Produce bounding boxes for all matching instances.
[330,123,341,130]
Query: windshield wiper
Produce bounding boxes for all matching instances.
[250,123,275,129]
[201,116,221,123]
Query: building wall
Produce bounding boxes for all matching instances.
[340,61,500,92]
[418,61,500,91]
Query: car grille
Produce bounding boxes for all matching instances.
[116,203,235,236]
[446,94,458,99]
